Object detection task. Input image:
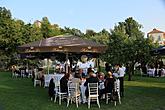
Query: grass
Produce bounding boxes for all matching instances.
[0,72,165,110]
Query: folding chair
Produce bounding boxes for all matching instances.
[34,72,41,87]
[114,79,121,106]
[88,83,100,109]
[54,81,67,105]
[67,82,80,108]
[44,75,50,88]
[106,92,112,104]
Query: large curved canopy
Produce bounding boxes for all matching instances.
[18,34,107,54]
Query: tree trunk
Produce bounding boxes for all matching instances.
[128,68,132,81]
[128,62,135,81]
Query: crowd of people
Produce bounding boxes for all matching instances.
[48,63,126,103]
[11,59,126,104]
[141,60,165,77]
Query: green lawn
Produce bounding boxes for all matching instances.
[0,72,165,110]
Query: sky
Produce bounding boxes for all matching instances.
[0,0,165,36]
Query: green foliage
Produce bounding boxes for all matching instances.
[62,27,84,36]
[84,29,110,44]
[0,7,157,74]
[105,17,155,64]
[40,17,52,38]
[104,17,156,80]
[40,17,63,38]
[0,7,11,19]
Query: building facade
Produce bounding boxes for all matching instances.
[147,28,165,45]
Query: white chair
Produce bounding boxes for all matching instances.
[20,69,25,78]
[28,69,33,78]
[147,69,155,77]
[106,93,112,104]
[34,72,41,87]
[67,82,80,108]
[88,83,100,109]
[12,71,19,78]
[114,79,121,106]
[54,81,67,105]
[44,75,50,88]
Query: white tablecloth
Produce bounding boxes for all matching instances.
[44,74,64,87]
[147,69,154,77]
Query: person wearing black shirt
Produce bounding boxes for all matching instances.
[48,78,55,101]
[60,73,70,93]
[84,72,99,98]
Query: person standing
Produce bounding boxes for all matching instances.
[115,64,125,97]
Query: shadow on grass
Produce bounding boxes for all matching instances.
[0,104,4,110]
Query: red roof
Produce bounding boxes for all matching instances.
[148,28,164,34]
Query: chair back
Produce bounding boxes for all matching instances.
[114,79,120,92]
[68,82,78,97]
[34,71,39,79]
[88,83,98,95]
[54,81,60,93]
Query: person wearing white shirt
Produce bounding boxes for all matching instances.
[115,64,125,97]
[77,61,89,76]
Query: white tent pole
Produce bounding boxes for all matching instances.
[47,58,49,74]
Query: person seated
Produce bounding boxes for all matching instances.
[70,73,81,93]
[60,73,70,93]
[24,67,29,77]
[87,67,93,76]
[38,68,45,87]
[48,78,55,101]
[84,72,99,98]
[55,63,61,74]
[78,68,86,78]
[12,65,21,77]
[104,71,115,100]
[71,73,82,85]
[98,72,105,99]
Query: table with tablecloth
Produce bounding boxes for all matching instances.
[44,74,64,87]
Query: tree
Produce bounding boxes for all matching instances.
[85,29,96,37]
[92,29,110,44]
[62,27,84,36]
[105,17,155,81]
[0,7,17,68]
[49,24,62,36]
[40,17,52,38]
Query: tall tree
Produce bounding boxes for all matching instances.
[40,17,52,38]
[0,7,16,67]
[105,17,155,80]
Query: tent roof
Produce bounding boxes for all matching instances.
[151,46,165,56]
[19,34,107,53]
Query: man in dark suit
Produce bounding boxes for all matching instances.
[84,72,99,98]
